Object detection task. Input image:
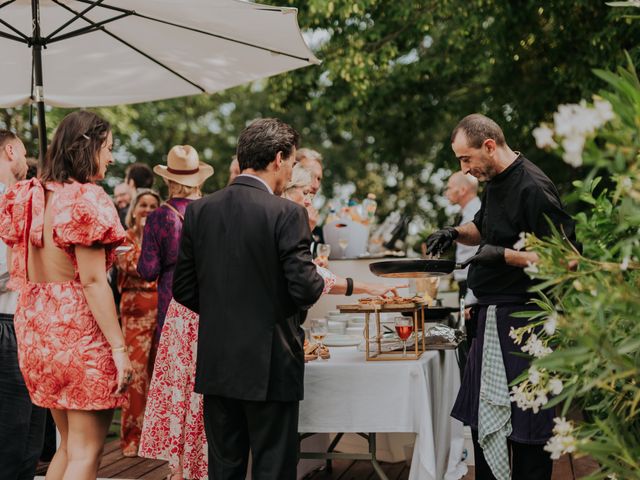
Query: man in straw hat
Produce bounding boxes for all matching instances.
[173,118,325,480]
[138,145,213,337]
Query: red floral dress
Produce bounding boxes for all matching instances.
[116,229,158,455]
[139,268,336,479]
[0,179,126,410]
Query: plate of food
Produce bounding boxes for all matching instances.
[323,334,361,347]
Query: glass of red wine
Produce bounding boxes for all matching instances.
[394,316,414,358]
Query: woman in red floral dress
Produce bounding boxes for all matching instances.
[116,189,160,456]
[0,111,133,479]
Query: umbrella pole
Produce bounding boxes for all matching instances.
[32,0,47,164]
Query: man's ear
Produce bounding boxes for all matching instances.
[483,138,497,155]
[273,151,283,170]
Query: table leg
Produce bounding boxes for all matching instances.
[325,432,344,472]
[368,433,390,480]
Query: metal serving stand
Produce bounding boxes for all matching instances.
[337,300,426,360]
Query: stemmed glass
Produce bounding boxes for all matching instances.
[394,316,414,358]
[338,237,349,258]
[310,318,329,360]
[317,243,331,264]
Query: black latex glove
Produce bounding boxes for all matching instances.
[464,244,505,267]
[425,226,458,256]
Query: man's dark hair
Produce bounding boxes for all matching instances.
[236,118,299,171]
[451,114,506,148]
[0,129,18,150]
[41,110,111,184]
[125,162,154,188]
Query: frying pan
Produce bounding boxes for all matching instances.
[369,259,470,278]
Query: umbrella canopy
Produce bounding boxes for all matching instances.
[0,0,319,159]
[0,0,319,107]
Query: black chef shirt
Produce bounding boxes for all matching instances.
[468,154,576,298]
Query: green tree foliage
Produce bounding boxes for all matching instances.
[2,1,639,225]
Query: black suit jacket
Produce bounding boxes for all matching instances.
[173,176,325,402]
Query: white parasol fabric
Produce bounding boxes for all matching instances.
[0,0,319,108]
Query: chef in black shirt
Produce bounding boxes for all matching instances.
[426,114,576,480]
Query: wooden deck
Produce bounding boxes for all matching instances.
[36,438,599,479]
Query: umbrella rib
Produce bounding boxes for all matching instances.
[0,0,16,10]
[0,16,29,42]
[51,0,206,93]
[44,0,107,43]
[47,12,132,44]
[0,27,28,44]
[73,0,314,63]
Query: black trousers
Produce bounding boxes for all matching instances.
[0,314,46,480]
[471,429,552,480]
[203,394,299,480]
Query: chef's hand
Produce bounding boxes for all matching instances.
[464,244,505,266]
[425,227,458,256]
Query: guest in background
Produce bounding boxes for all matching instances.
[0,130,45,480]
[0,111,132,479]
[116,188,160,457]
[295,148,323,195]
[125,162,154,190]
[138,146,213,337]
[114,182,133,228]
[295,148,324,249]
[445,171,481,306]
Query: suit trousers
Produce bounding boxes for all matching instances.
[203,394,299,480]
[0,314,46,480]
[471,428,552,480]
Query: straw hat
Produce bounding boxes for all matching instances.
[153,145,214,187]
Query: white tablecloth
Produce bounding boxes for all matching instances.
[299,347,467,480]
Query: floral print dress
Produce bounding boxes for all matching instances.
[139,267,336,479]
[116,229,158,455]
[0,179,125,410]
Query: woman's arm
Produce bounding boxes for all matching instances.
[76,245,132,393]
[137,218,162,281]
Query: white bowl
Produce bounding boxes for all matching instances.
[346,326,364,336]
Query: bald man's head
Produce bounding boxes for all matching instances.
[446,171,478,207]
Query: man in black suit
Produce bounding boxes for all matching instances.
[173,118,325,480]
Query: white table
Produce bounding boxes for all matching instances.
[299,347,468,480]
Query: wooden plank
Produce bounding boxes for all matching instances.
[98,455,147,477]
[117,458,169,479]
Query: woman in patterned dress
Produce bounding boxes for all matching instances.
[0,110,133,479]
[137,145,213,340]
[116,189,161,456]
[140,164,400,480]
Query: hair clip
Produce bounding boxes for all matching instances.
[82,134,90,140]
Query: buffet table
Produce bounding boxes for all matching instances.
[299,346,467,480]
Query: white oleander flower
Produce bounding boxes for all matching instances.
[544,417,577,460]
[544,312,558,336]
[521,333,552,358]
[532,125,558,149]
[549,377,563,395]
[524,262,539,275]
[593,98,615,122]
[513,231,526,251]
[561,135,585,168]
[553,417,573,436]
[528,366,541,385]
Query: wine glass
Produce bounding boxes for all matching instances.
[317,243,331,264]
[310,318,329,360]
[338,237,349,258]
[394,316,414,358]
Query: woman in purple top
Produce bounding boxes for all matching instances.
[137,145,213,335]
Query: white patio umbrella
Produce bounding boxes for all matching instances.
[0,0,320,160]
